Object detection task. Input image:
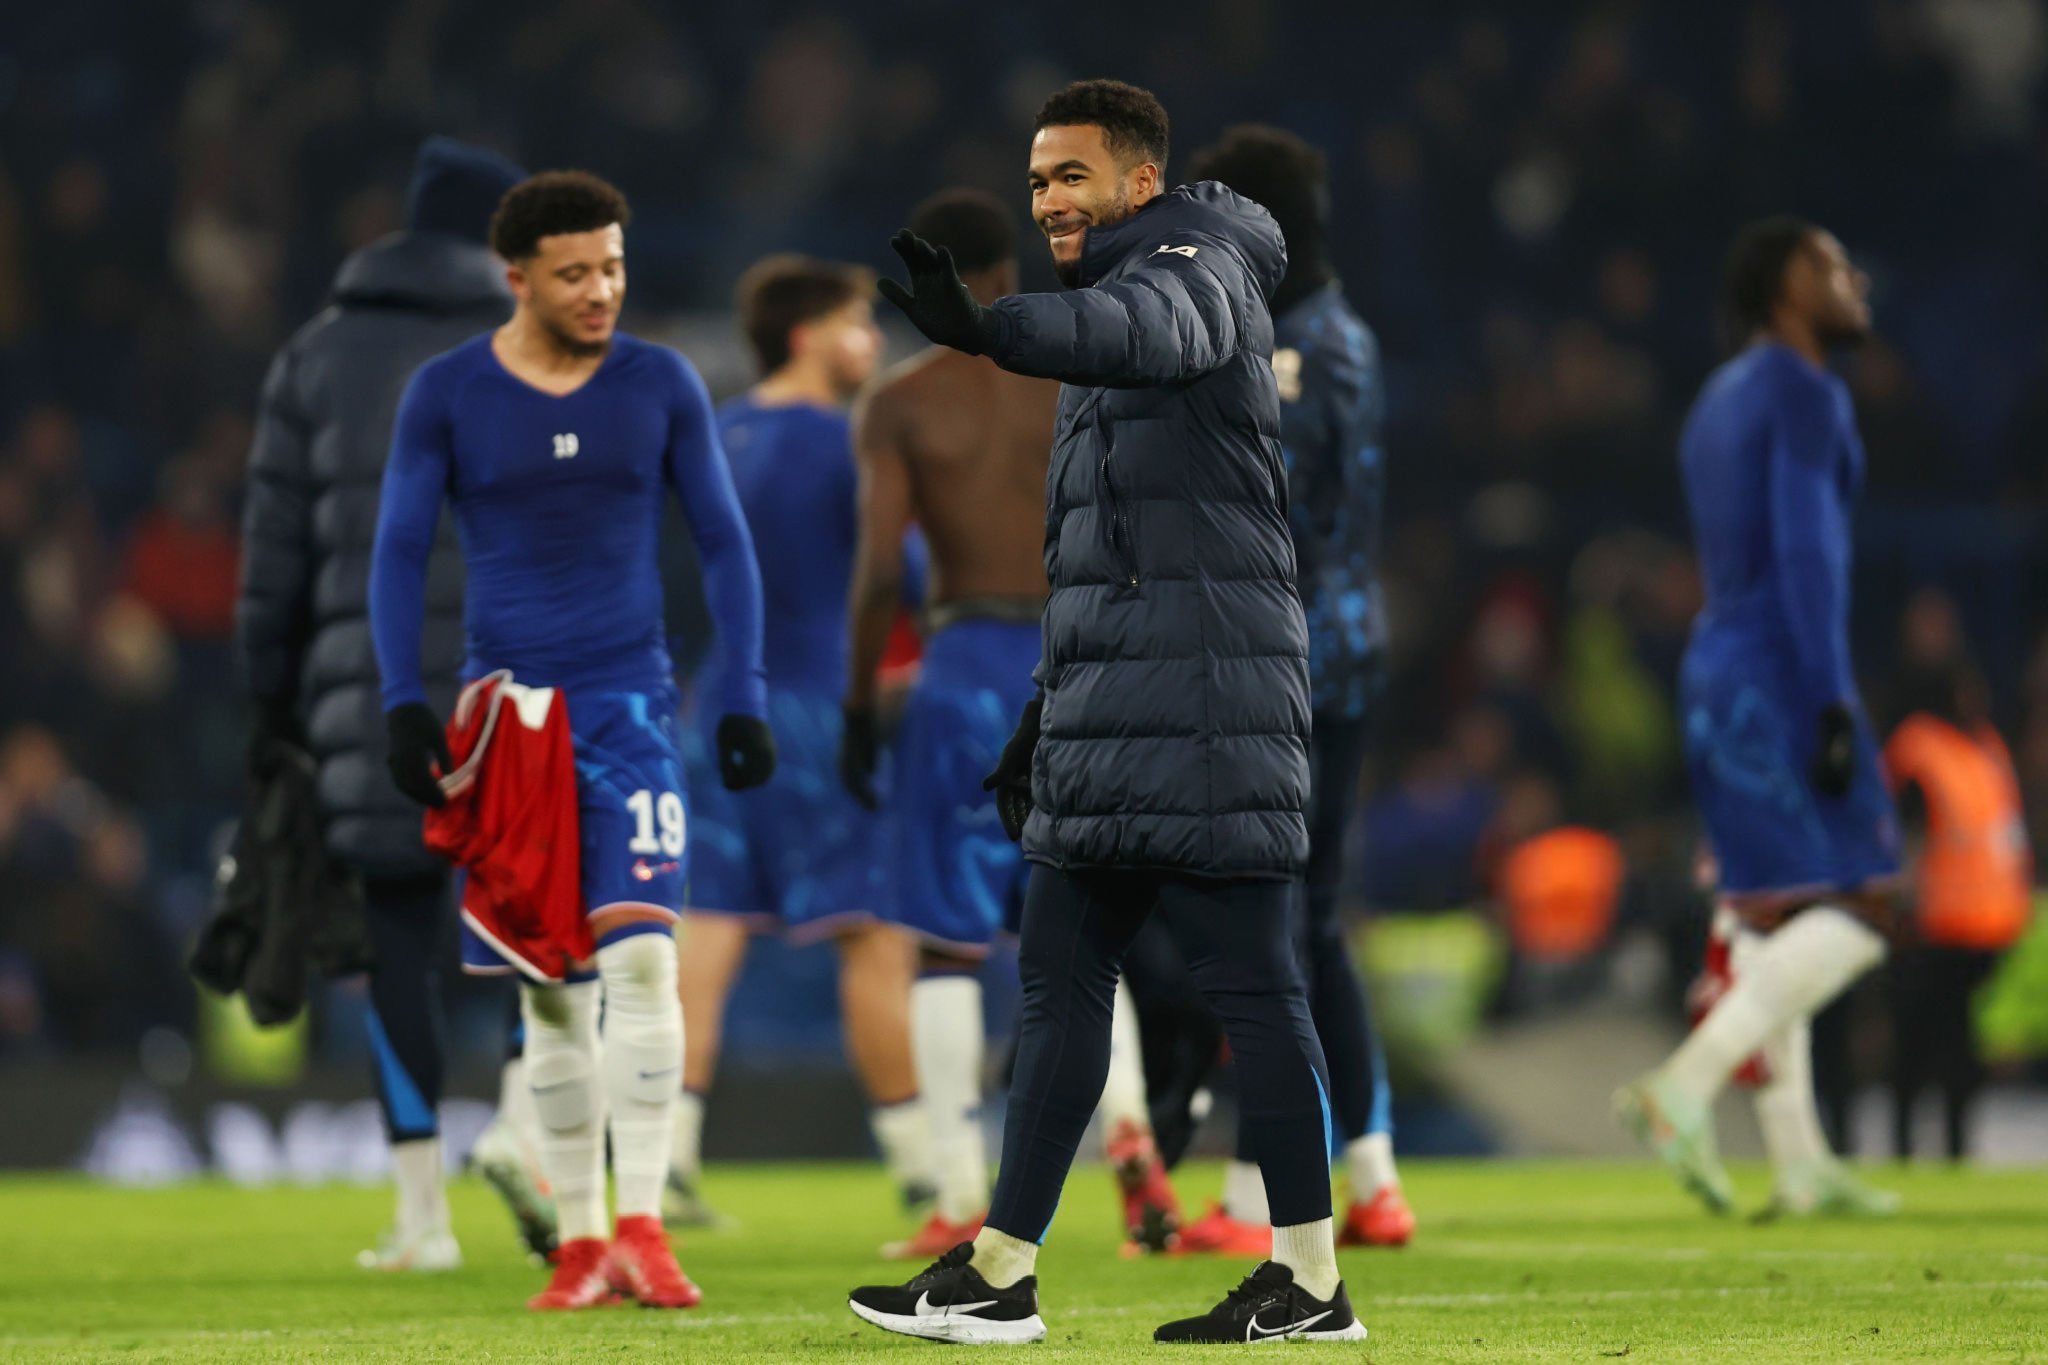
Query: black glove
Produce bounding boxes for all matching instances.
[246,696,304,781]
[1811,702,1856,798]
[878,230,1002,355]
[716,713,777,791]
[386,703,452,808]
[840,705,881,810]
[981,692,1045,844]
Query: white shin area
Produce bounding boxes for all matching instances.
[912,974,989,1223]
[520,978,605,1242]
[596,932,683,1222]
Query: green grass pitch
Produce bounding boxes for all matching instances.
[3,1161,2045,1360]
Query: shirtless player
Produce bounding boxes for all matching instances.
[840,189,1180,1258]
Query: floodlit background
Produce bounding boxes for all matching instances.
[4,1,2047,1178]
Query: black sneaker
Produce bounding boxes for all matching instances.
[848,1241,1047,1344]
[1153,1261,1368,1344]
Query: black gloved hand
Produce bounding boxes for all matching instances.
[717,713,778,791]
[840,705,881,810]
[246,696,304,781]
[1811,702,1856,798]
[981,691,1045,844]
[878,230,1002,355]
[386,702,452,808]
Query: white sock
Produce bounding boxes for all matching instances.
[1222,1157,1270,1224]
[1345,1131,1399,1200]
[495,1056,544,1174]
[671,1089,706,1180]
[870,1097,935,1200]
[1661,906,1885,1107]
[1753,1016,1831,1171]
[597,933,683,1222]
[1272,1217,1341,1299]
[913,974,988,1222]
[1729,925,1832,1172]
[969,1225,1039,1288]
[1096,978,1149,1134]
[521,980,605,1242]
[390,1136,448,1236]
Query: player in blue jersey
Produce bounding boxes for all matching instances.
[369,170,776,1311]
[1141,124,1414,1252]
[1618,218,1902,1218]
[666,255,936,1228]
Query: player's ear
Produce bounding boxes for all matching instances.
[1132,160,1162,204]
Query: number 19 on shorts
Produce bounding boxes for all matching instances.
[626,788,686,856]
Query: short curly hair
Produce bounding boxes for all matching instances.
[1186,124,1327,253]
[489,170,631,261]
[1034,79,1170,172]
[1722,215,1818,338]
[908,189,1016,274]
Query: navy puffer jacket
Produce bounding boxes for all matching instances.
[236,232,510,876]
[986,182,1309,879]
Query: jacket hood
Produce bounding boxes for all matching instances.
[1076,180,1288,299]
[331,231,512,313]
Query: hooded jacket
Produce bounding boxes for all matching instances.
[986,182,1310,879]
[236,141,520,877]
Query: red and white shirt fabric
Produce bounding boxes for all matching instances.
[424,670,591,982]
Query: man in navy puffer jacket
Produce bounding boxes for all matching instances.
[848,81,1364,1349]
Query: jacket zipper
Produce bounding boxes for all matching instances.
[1100,445,1139,588]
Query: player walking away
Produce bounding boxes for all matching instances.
[1617,217,1901,1219]
[370,170,777,1310]
[236,137,547,1270]
[1143,124,1413,1256]
[848,81,1365,1345]
[838,189,1181,1262]
[667,255,935,1228]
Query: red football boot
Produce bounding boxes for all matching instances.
[1105,1118,1182,1253]
[1338,1185,1416,1248]
[1174,1203,1273,1256]
[880,1210,985,1261]
[527,1236,617,1310]
[606,1215,703,1309]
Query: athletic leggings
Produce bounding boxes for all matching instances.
[361,874,450,1143]
[1125,713,1393,1168]
[986,864,1334,1241]
[1283,711,1391,1150]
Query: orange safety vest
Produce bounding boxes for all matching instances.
[1882,714,2032,950]
[1499,826,1624,961]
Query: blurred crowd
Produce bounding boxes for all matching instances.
[4,0,2047,1065]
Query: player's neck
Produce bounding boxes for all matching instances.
[494,313,609,393]
[1757,320,1826,372]
[751,362,842,409]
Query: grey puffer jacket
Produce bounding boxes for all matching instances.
[986,182,1309,880]
[236,232,509,877]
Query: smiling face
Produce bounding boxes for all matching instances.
[1028,123,1162,286]
[508,222,626,356]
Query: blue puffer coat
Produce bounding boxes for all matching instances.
[985,182,1309,880]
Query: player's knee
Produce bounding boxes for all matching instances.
[521,982,578,1033]
[526,1045,597,1133]
[596,927,679,1007]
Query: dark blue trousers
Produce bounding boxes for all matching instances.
[987,865,1334,1241]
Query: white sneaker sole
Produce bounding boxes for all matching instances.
[848,1298,1047,1344]
[1294,1321,1369,1342]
